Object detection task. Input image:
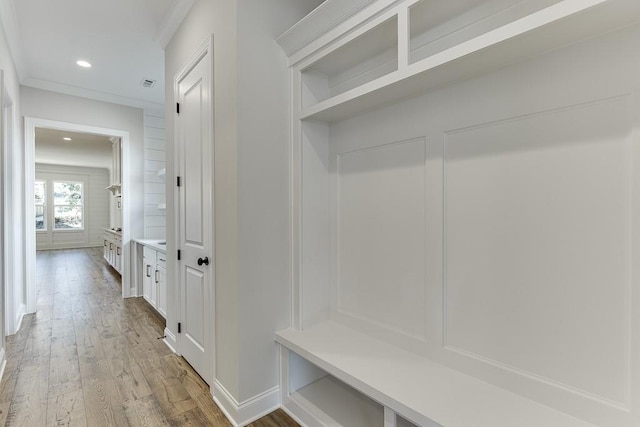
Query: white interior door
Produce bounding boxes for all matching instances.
[176,39,214,385]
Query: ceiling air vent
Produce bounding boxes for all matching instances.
[141,78,156,88]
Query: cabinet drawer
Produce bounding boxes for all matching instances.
[143,246,156,259]
[156,252,167,268]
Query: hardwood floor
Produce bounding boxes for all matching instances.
[0,248,299,427]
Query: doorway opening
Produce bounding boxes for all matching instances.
[24,118,133,315]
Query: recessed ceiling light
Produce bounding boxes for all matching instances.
[63,137,72,141]
[76,60,92,68]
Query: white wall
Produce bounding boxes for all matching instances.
[20,86,145,243]
[165,0,323,420]
[235,0,326,402]
[165,0,240,400]
[35,164,109,250]
[143,110,166,239]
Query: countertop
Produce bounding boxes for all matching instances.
[133,238,167,253]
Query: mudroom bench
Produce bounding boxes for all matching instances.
[276,322,594,427]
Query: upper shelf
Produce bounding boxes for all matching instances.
[297,0,640,122]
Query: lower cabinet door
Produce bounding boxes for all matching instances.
[115,245,122,273]
[143,257,152,302]
[109,242,115,266]
[151,269,158,307]
[157,265,166,317]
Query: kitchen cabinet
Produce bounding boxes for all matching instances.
[103,229,122,274]
[139,241,166,318]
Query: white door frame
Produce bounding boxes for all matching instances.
[174,34,216,386]
[24,117,133,310]
[3,80,20,335]
[0,70,6,347]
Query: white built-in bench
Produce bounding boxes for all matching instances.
[277,322,596,427]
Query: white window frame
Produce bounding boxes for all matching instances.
[52,180,85,231]
[35,180,46,232]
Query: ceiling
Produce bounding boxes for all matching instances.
[35,128,114,170]
[1,0,195,110]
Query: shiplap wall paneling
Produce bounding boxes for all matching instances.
[144,110,166,239]
[35,164,109,250]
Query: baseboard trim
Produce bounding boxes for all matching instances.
[17,305,26,329]
[11,304,27,335]
[36,243,102,251]
[163,327,177,353]
[280,403,310,427]
[213,380,281,427]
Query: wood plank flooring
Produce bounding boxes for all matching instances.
[0,248,300,427]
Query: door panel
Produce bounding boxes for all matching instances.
[184,81,204,245]
[176,40,213,385]
[185,266,205,351]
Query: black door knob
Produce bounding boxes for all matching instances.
[197,257,209,266]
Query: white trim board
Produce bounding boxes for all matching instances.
[213,380,281,427]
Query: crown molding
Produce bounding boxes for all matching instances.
[22,77,164,111]
[154,0,196,48]
[0,0,27,80]
[276,0,376,57]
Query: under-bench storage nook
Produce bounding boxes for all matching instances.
[276,0,640,426]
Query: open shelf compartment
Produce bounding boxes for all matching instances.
[283,349,387,427]
[409,0,564,64]
[301,15,398,109]
[299,0,640,122]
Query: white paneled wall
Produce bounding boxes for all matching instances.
[35,164,109,250]
[144,110,166,239]
[318,25,640,425]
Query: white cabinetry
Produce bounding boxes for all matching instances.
[106,137,122,195]
[103,229,122,274]
[276,1,640,426]
[141,244,166,318]
[156,254,166,317]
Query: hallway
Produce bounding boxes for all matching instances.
[0,248,297,426]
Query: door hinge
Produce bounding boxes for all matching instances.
[176,102,180,114]
[178,323,182,333]
[177,250,181,260]
[177,176,181,187]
